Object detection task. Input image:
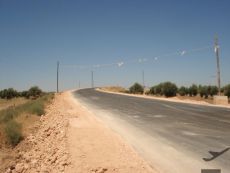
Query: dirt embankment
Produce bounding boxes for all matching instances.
[2,93,70,173]
[2,91,155,173]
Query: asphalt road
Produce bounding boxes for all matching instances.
[73,88,230,173]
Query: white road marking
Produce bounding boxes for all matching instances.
[162,104,182,111]
[182,131,199,136]
[133,115,140,118]
[91,96,99,100]
[153,115,166,118]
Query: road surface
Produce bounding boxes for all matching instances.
[73,88,230,173]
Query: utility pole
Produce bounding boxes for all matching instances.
[142,70,145,89]
[91,71,94,88]
[214,36,221,95]
[79,80,81,89]
[57,61,59,93]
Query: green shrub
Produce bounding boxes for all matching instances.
[155,83,164,95]
[223,84,230,98]
[28,86,42,98]
[199,85,218,98]
[188,84,198,96]
[0,88,18,99]
[178,86,188,96]
[149,86,156,95]
[162,82,178,97]
[199,85,208,98]
[149,83,163,95]
[129,83,144,94]
[20,90,29,99]
[0,107,19,123]
[4,120,23,146]
[149,82,177,97]
[29,102,45,116]
[209,86,218,97]
[0,93,53,124]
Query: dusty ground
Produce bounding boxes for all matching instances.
[2,91,155,173]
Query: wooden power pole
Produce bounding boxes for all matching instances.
[214,36,221,95]
[91,71,94,88]
[57,61,59,93]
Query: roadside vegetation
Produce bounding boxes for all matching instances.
[129,83,144,94]
[0,86,54,146]
[103,82,230,101]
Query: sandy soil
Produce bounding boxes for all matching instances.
[2,91,155,173]
[66,91,155,173]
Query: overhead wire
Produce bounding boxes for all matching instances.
[60,45,213,70]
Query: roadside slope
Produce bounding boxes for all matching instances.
[4,91,155,173]
[66,91,155,173]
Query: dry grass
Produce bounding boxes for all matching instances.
[0,93,54,146]
[0,93,54,171]
[176,95,214,104]
[101,86,128,93]
[0,98,28,111]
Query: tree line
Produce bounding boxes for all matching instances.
[0,86,43,99]
[129,82,230,98]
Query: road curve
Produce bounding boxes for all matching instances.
[73,88,230,173]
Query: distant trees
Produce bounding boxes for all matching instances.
[178,86,189,96]
[0,88,18,99]
[28,86,42,98]
[199,85,218,98]
[223,84,230,98]
[148,82,177,97]
[0,86,43,100]
[188,84,198,96]
[129,83,144,94]
[130,82,229,99]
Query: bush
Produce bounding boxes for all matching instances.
[188,84,198,96]
[28,86,42,98]
[4,120,23,146]
[0,109,17,123]
[0,88,18,99]
[209,86,218,97]
[199,85,209,98]
[29,102,45,116]
[155,83,164,95]
[149,82,177,97]
[178,86,188,96]
[149,86,156,95]
[223,84,230,98]
[20,90,29,99]
[162,82,178,97]
[149,83,163,95]
[129,83,144,94]
[199,85,218,98]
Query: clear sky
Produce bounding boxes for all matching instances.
[0,0,230,91]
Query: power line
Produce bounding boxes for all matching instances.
[60,45,212,70]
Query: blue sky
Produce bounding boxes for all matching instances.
[0,0,230,91]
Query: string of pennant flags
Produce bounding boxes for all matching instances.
[60,45,214,70]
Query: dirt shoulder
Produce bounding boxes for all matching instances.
[2,91,155,173]
[66,91,155,173]
[98,88,230,109]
